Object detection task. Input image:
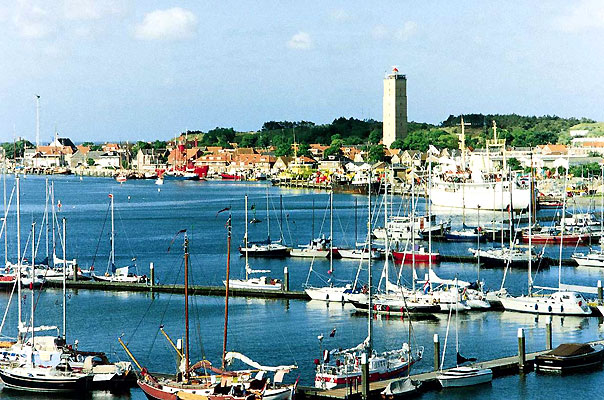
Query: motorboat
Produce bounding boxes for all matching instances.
[437,366,493,388]
[535,343,604,373]
[0,362,92,393]
[239,240,290,257]
[381,377,422,399]
[572,249,604,267]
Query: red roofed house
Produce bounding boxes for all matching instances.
[195,152,232,174]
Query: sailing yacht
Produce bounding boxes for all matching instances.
[227,195,283,291]
[92,194,147,283]
[437,279,493,388]
[572,168,604,267]
[123,229,296,400]
[499,159,592,316]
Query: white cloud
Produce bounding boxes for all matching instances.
[554,0,604,32]
[13,0,56,39]
[330,8,351,22]
[373,22,418,42]
[134,8,198,41]
[287,31,312,50]
[63,0,124,21]
[371,25,389,40]
[395,21,418,41]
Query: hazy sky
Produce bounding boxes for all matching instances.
[1,1,603,143]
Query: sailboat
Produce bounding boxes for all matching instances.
[226,195,283,291]
[315,180,423,389]
[239,187,289,257]
[122,229,296,400]
[499,157,591,316]
[92,194,147,283]
[572,165,604,267]
[437,278,493,388]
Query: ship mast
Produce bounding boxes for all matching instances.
[183,233,190,382]
[222,214,232,369]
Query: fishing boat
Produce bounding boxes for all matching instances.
[392,245,439,264]
[535,343,604,373]
[437,278,493,388]
[115,175,127,183]
[91,194,147,283]
[122,229,296,400]
[229,196,284,291]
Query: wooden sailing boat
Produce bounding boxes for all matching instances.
[122,227,296,400]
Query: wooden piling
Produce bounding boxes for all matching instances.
[433,333,440,372]
[545,317,552,350]
[283,266,289,291]
[518,328,526,371]
[598,280,603,303]
[361,353,369,400]
[150,262,155,292]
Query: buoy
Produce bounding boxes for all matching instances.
[158,188,161,192]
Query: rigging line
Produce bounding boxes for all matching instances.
[116,203,137,260]
[90,201,111,269]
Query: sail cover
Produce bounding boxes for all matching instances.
[225,352,296,372]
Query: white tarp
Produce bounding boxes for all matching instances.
[224,351,296,372]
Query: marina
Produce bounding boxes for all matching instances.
[0,176,600,399]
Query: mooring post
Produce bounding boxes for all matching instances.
[361,353,369,400]
[545,316,552,350]
[433,333,440,371]
[150,262,155,291]
[518,328,526,371]
[598,280,603,304]
[283,266,289,291]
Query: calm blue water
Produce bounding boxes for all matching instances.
[0,175,603,399]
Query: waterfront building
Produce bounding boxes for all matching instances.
[195,152,232,174]
[133,148,167,172]
[230,154,276,175]
[382,67,408,148]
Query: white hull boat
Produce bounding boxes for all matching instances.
[225,276,283,291]
[305,285,351,302]
[430,180,530,211]
[499,291,591,316]
[572,250,604,267]
[338,249,381,260]
[438,366,492,388]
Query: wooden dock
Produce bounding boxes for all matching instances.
[43,280,309,300]
[297,339,604,400]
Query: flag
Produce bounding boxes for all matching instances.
[323,350,330,363]
[108,194,113,198]
[329,328,336,337]
[216,206,231,217]
[393,67,398,72]
[423,280,430,294]
[251,204,256,210]
[225,216,232,228]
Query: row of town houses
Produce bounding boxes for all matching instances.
[9,133,604,178]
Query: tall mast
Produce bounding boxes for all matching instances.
[30,222,35,351]
[528,153,533,296]
[383,172,389,290]
[266,186,270,241]
[428,156,433,291]
[62,217,66,340]
[245,195,249,280]
[312,197,315,240]
[460,116,467,225]
[559,162,568,289]
[35,95,40,149]
[411,165,416,292]
[222,215,232,369]
[280,195,283,243]
[45,179,49,264]
[183,233,190,382]
[367,169,372,355]
[16,177,21,337]
[354,198,358,246]
[51,182,56,264]
[3,156,7,268]
[477,206,481,284]
[600,164,603,243]
[110,193,115,269]
[329,190,333,274]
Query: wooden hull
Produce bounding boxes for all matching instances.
[535,345,604,373]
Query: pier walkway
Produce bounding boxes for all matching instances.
[297,339,604,400]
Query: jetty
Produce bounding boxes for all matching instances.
[297,336,604,400]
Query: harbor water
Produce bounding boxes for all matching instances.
[0,175,603,399]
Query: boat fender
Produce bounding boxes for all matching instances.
[578,301,582,307]
[548,306,552,312]
[535,304,538,310]
[385,305,390,312]
[373,305,378,311]
[400,307,404,313]
[432,298,437,305]
[561,306,564,312]
[77,354,84,362]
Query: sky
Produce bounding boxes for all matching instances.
[1,0,604,143]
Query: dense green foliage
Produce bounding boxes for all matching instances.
[81,142,102,151]
[1,139,33,159]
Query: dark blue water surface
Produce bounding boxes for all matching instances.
[0,175,603,399]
